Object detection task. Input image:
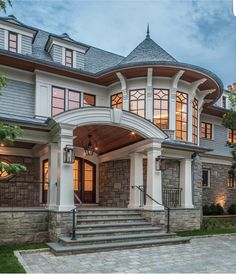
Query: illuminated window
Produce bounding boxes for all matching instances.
[0,161,13,181]
[8,32,17,53]
[52,87,65,116]
[68,90,81,110]
[201,122,212,140]
[83,93,95,107]
[129,89,145,118]
[73,158,79,191]
[228,129,236,143]
[65,48,73,67]
[192,98,198,144]
[84,162,93,191]
[202,169,210,187]
[228,173,235,188]
[42,159,49,204]
[176,91,188,141]
[111,92,123,109]
[153,89,169,129]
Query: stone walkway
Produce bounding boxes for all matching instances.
[16,235,236,273]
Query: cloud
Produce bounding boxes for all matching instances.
[1,0,235,86]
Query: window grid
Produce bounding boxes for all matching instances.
[153,89,169,129]
[68,90,81,110]
[228,172,235,188]
[176,91,188,141]
[8,31,17,52]
[228,129,236,143]
[65,48,73,67]
[52,87,65,116]
[202,169,210,187]
[111,92,123,109]
[201,122,212,139]
[192,98,198,144]
[83,93,95,107]
[129,89,146,118]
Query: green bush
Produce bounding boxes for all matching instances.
[228,204,236,215]
[203,203,224,215]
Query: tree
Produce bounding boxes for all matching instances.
[222,84,236,180]
[0,0,26,177]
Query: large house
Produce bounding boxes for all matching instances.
[0,15,235,250]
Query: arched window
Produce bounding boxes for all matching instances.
[129,89,145,117]
[176,91,188,141]
[192,98,198,144]
[111,92,123,109]
[153,89,169,129]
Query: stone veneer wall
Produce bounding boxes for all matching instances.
[0,210,49,243]
[0,155,40,207]
[202,162,235,210]
[192,155,203,209]
[99,160,130,207]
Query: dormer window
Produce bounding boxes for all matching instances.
[8,31,17,52]
[65,48,73,67]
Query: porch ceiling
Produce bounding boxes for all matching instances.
[1,141,36,149]
[73,125,144,155]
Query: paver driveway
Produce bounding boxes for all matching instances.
[17,235,236,273]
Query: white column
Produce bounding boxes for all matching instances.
[180,158,194,208]
[47,143,58,210]
[122,89,129,111]
[128,152,144,208]
[144,148,164,210]
[56,125,75,211]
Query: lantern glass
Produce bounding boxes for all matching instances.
[63,146,75,164]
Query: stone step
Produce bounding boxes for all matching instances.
[78,208,141,215]
[59,232,176,246]
[48,237,191,255]
[77,217,146,224]
[77,222,152,230]
[77,212,142,219]
[74,227,162,238]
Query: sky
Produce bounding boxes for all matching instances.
[1,0,236,87]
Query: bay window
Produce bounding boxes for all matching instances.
[176,91,188,141]
[129,89,145,118]
[153,89,169,129]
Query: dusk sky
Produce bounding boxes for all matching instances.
[1,0,235,87]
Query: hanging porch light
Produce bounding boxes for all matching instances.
[84,134,97,156]
[63,145,75,164]
[155,155,166,171]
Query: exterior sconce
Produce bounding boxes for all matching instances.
[63,145,75,164]
[155,155,166,171]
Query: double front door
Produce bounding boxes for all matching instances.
[74,157,96,204]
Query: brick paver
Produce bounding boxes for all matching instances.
[17,235,236,273]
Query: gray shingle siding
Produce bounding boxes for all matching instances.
[0,79,35,118]
[0,28,5,49]
[21,35,32,55]
[50,44,63,64]
[76,51,84,69]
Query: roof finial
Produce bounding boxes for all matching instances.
[146,23,150,39]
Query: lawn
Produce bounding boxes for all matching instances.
[177,216,236,237]
[0,243,47,273]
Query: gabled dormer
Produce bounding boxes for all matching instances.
[45,33,89,70]
[0,15,37,55]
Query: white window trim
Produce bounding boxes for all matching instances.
[200,121,214,140]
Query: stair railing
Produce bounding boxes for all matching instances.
[133,185,170,233]
[71,193,82,240]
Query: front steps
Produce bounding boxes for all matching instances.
[47,208,190,255]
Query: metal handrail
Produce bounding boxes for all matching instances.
[71,193,82,241]
[134,185,171,233]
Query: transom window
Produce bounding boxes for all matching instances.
[228,129,236,143]
[228,172,235,188]
[176,91,188,141]
[68,90,81,110]
[192,98,198,145]
[84,93,95,107]
[129,89,145,118]
[65,48,73,67]
[52,87,65,116]
[201,122,212,140]
[202,169,210,187]
[8,31,17,53]
[111,92,123,109]
[153,89,169,129]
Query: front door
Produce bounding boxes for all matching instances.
[74,157,96,203]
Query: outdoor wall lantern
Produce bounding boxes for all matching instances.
[155,155,166,171]
[63,145,75,164]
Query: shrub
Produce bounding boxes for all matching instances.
[203,203,224,215]
[228,204,236,215]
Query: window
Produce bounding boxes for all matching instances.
[111,92,123,109]
[201,122,213,139]
[52,87,65,116]
[228,172,235,188]
[192,98,198,145]
[202,169,210,187]
[42,159,49,204]
[129,89,145,118]
[68,90,81,110]
[176,91,188,141]
[228,129,236,143]
[8,31,17,52]
[222,96,227,108]
[65,48,73,67]
[153,89,169,129]
[83,93,95,107]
